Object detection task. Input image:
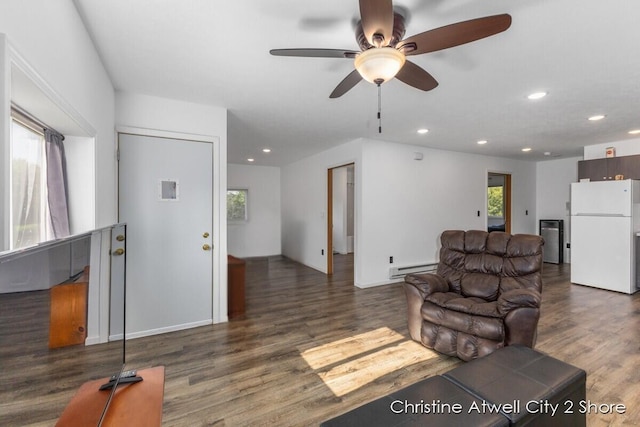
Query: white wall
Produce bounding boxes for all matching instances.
[65,135,96,235]
[115,92,229,325]
[0,0,114,331]
[357,140,537,287]
[281,140,362,273]
[0,1,116,228]
[536,156,581,263]
[584,137,640,159]
[281,138,538,288]
[227,164,281,258]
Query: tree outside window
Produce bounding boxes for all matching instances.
[487,186,504,217]
[227,189,248,222]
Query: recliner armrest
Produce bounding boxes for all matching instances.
[404,273,450,299]
[498,288,541,315]
[403,273,449,343]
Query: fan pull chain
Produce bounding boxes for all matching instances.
[377,82,382,134]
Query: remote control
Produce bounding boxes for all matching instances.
[109,369,137,381]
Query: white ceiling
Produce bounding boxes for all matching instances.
[73,0,640,167]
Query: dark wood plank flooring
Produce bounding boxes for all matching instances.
[1,254,639,426]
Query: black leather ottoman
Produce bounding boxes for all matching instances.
[443,345,586,427]
[320,375,508,427]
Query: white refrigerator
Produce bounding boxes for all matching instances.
[570,179,640,294]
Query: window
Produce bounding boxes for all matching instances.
[10,113,50,249]
[227,189,248,222]
[487,185,504,218]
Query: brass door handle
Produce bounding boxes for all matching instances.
[112,248,125,256]
[202,244,212,251]
[116,235,125,241]
[203,232,210,238]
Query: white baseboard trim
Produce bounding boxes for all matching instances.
[355,279,399,289]
[127,319,213,340]
[85,335,103,346]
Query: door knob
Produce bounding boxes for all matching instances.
[202,244,212,251]
[203,232,210,238]
[112,248,125,256]
[116,235,125,241]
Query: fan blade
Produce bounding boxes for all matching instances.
[359,0,394,46]
[330,69,363,98]
[270,48,358,58]
[398,14,512,56]
[395,61,439,91]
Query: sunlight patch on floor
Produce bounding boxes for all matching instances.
[300,327,405,370]
[300,327,437,397]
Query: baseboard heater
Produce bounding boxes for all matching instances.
[389,262,438,280]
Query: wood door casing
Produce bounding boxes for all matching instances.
[327,163,355,276]
[488,172,511,234]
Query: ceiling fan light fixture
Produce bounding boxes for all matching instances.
[354,47,405,84]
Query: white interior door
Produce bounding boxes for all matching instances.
[118,133,213,337]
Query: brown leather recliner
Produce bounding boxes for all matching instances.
[403,230,544,361]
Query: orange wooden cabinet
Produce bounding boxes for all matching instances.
[227,255,246,319]
[49,267,89,349]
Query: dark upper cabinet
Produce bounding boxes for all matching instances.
[578,158,608,181]
[615,155,640,180]
[578,154,640,181]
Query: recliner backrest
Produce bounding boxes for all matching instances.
[436,230,544,301]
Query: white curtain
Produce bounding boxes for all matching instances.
[10,122,70,249]
[11,121,45,249]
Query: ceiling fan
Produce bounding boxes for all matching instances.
[270,0,512,98]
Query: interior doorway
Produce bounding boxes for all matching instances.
[487,172,512,233]
[327,164,355,276]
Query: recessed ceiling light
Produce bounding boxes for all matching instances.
[629,129,640,135]
[522,147,532,152]
[588,115,606,121]
[262,148,271,153]
[477,140,488,145]
[247,158,255,162]
[527,92,547,100]
[544,152,551,156]
[417,128,429,134]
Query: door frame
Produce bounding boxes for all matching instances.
[327,163,355,275]
[116,126,227,325]
[487,172,512,234]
